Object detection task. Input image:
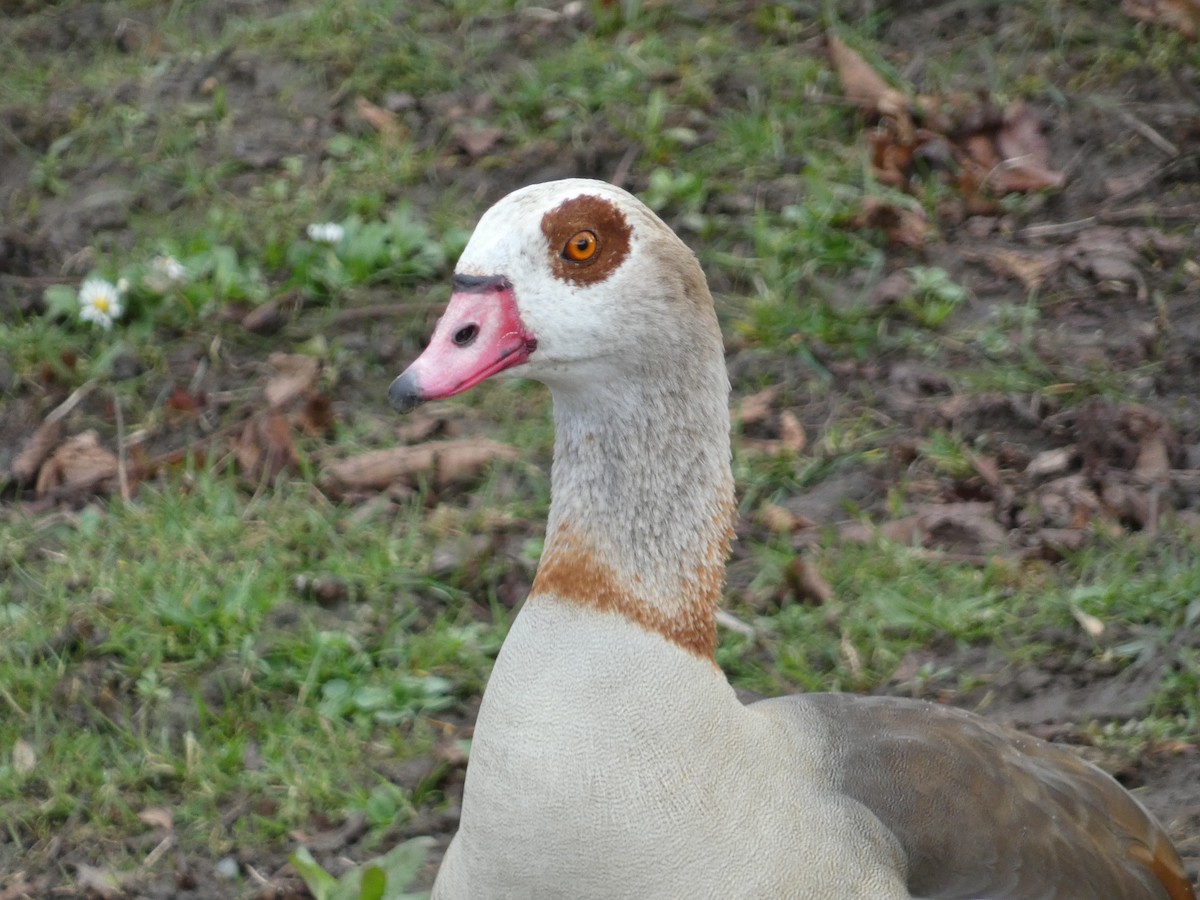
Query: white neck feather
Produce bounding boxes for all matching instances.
[531,294,735,658]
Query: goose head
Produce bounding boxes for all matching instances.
[389,179,722,411]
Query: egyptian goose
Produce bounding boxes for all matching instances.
[389,179,1194,900]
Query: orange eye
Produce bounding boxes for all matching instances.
[562,230,598,262]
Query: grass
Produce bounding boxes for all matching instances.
[2,0,1198,890]
[0,473,498,849]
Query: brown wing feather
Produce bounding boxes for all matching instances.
[760,693,1194,900]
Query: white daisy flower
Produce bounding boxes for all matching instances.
[78,278,124,330]
[306,222,345,244]
[151,255,188,284]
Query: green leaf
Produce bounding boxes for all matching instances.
[43,284,78,318]
[358,866,386,900]
[289,847,338,900]
[369,836,433,896]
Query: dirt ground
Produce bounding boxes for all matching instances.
[2,1,1199,897]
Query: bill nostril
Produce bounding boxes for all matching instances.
[453,324,480,347]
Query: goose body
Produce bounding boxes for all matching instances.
[389,179,1193,900]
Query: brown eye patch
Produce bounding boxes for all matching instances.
[540,194,632,286]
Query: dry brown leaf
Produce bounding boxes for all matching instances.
[9,419,64,483]
[34,430,118,495]
[164,387,206,418]
[355,94,403,140]
[1134,433,1172,481]
[827,34,911,123]
[1100,476,1161,532]
[759,503,798,534]
[452,123,504,158]
[137,807,174,831]
[0,879,49,900]
[735,386,779,427]
[1032,475,1104,530]
[296,392,335,437]
[323,445,438,491]
[1034,527,1090,558]
[850,198,930,249]
[264,353,320,409]
[967,452,1002,489]
[991,102,1066,193]
[321,438,517,492]
[869,270,915,308]
[240,291,301,334]
[914,502,1008,551]
[868,129,916,189]
[1122,0,1200,37]
[839,516,922,545]
[983,248,1061,292]
[778,410,807,454]
[785,556,835,605]
[234,412,298,480]
[434,439,520,486]
[396,409,449,445]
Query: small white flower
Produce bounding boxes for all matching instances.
[306,222,345,244]
[151,255,188,284]
[78,278,124,330]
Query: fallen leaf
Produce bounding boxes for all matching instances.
[785,556,835,605]
[321,438,517,493]
[264,353,320,409]
[295,392,335,437]
[0,878,49,900]
[982,248,1061,292]
[12,739,36,775]
[734,386,779,427]
[1134,433,1172,481]
[914,501,1008,552]
[323,445,438,491]
[869,270,915,308]
[827,33,911,123]
[75,864,131,900]
[1100,475,1161,532]
[165,387,207,417]
[1026,447,1075,479]
[233,412,298,480]
[1070,604,1106,638]
[34,430,118,495]
[435,438,520,486]
[849,198,930,249]
[838,515,922,546]
[759,503,799,533]
[1029,475,1105,530]
[1032,527,1090,559]
[240,291,301,334]
[452,122,504,158]
[967,452,1002,489]
[137,807,174,831]
[990,101,1066,193]
[1122,0,1200,38]
[9,419,64,483]
[355,94,404,140]
[778,410,806,454]
[868,128,916,189]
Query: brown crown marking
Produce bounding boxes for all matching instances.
[540,194,633,287]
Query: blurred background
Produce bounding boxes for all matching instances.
[2,1,1198,896]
